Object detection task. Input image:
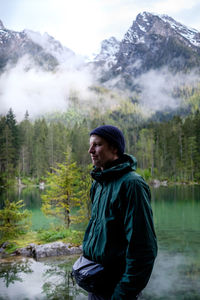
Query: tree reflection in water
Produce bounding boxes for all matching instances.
[41,256,87,300]
[0,258,33,288]
[0,256,87,300]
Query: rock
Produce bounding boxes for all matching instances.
[16,241,82,260]
[151,179,161,188]
[0,242,13,256]
[150,179,168,188]
[15,243,35,257]
[161,180,168,187]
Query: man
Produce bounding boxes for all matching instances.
[82,125,158,300]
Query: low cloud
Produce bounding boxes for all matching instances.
[135,67,200,112]
[0,55,96,121]
[1,53,199,122]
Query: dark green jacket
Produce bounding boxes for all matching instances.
[83,154,157,299]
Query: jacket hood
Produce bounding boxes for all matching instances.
[91,154,137,182]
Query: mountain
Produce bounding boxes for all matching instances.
[97,12,200,89]
[93,37,120,71]
[1,12,200,92]
[0,20,75,72]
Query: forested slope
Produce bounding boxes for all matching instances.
[1,86,200,188]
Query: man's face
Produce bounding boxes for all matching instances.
[88,135,118,170]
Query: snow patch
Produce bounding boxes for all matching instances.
[138,23,147,32]
[159,14,200,47]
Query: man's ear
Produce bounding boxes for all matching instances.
[111,146,119,155]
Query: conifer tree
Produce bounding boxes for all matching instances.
[74,164,92,223]
[32,118,49,178]
[0,199,31,242]
[6,108,20,168]
[18,111,33,177]
[69,122,91,166]
[0,117,16,187]
[41,151,79,227]
[46,122,70,170]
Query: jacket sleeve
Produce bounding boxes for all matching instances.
[111,179,158,300]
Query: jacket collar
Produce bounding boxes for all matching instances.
[91,154,137,182]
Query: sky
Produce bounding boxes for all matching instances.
[1,0,200,57]
[1,0,200,120]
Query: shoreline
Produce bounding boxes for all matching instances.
[1,177,199,191]
[0,241,82,261]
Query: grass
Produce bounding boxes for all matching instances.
[37,227,84,246]
[2,231,38,254]
[1,226,84,255]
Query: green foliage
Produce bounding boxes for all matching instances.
[137,168,152,181]
[32,118,49,178]
[136,128,154,173]
[1,93,200,190]
[72,164,93,223]
[2,242,19,254]
[37,227,84,245]
[21,177,36,186]
[18,112,34,177]
[69,122,91,166]
[41,151,80,227]
[0,111,19,187]
[0,199,32,242]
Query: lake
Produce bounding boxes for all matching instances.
[0,185,200,300]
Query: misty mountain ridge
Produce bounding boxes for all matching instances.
[1,12,200,76]
[95,12,200,90]
[0,20,78,72]
[1,13,200,120]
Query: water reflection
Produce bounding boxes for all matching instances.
[0,250,200,300]
[143,251,200,300]
[0,187,61,230]
[0,185,200,299]
[0,187,43,209]
[0,256,87,300]
[0,258,33,288]
[41,256,87,300]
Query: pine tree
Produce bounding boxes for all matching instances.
[136,128,154,171]
[41,151,79,228]
[74,164,92,222]
[6,108,20,168]
[46,122,70,170]
[0,199,31,242]
[69,122,91,166]
[0,117,16,187]
[32,118,49,178]
[18,111,34,177]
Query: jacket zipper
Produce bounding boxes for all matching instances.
[88,183,103,249]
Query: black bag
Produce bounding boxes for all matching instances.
[71,255,105,293]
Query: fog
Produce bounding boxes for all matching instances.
[145,251,184,297]
[0,54,199,121]
[0,55,96,121]
[135,67,200,112]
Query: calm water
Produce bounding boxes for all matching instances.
[0,186,61,230]
[0,185,200,300]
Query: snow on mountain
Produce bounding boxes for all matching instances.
[158,14,200,48]
[96,11,200,90]
[24,30,76,65]
[93,37,120,70]
[122,11,200,48]
[1,12,200,90]
[0,20,82,72]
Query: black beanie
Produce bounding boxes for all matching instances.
[90,125,125,155]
